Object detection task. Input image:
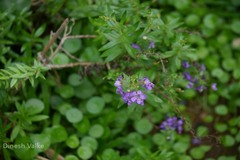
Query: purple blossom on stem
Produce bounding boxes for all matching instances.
[148,41,155,49]
[196,85,206,93]
[182,72,192,81]
[192,137,201,145]
[131,90,147,105]
[186,82,194,89]
[201,64,206,71]
[160,116,184,134]
[114,76,149,106]
[140,77,154,90]
[211,83,217,91]
[131,43,141,50]
[182,61,190,69]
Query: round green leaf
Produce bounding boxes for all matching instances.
[66,108,83,123]
[190,147,205,159]
[30,134,51,152]
[197,126,209,137]
[81,136,98,151]
[25,98,44,115]
[185,14,200,27]
[65,155,79,160]
[152,133,166,146]
[66,135,80,149]
[102,93,113,103]
[222,58,236,71]
[207,93,219,105]
[86,97,105,114]
[58,85,74,99]
[231,20,240,34]
[222,135,235,147]
[173,142,189,153]
[52,53,69,65]
[77,146,93,160]
[73,118,90,134]
[58,103,72,115]
[215,105,228,115]
[63,39,82,53]
[14,136,38,160]
[75,79,96,99]
[134,118,153,135]
[203,14,219,29]
[88,124,104,138]
[49,125,68,144]
[68,73,82,86]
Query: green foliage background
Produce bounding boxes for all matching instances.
[0,0,240,160]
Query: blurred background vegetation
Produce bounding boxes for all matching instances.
[0,0,240,160]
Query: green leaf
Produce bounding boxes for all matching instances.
[63,39,82,53]
[68,73,82,86]
[58,85,74,98]
[52,53,70,65]
[77,146,93,160]
[14,136,38,160]
[173,142,189,153]
[25,98,45,115]
[99,40,120,51]
[215,105,228,115]
[124,43,135,58]
[10,78,18,88]
[30,133,51,152]
[88,124,104,138]
[81,136,98,151]
[145,92,163,107]
[222,135,235,147]
[86,97,105,114]
[28,115,49,121]
[66,108,83,123]
[34,24,46,37]
[47,125,68,144]
[10,125,21,141]
[65,155,79,160]
[66,135,80,149]
[134,118,153,135]
[29,77,34,87]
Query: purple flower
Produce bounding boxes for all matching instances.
[131,43,141,50]
[131,90,146,105]
[211,83,217,91]
[182,72,192,81]
[196,85,206,93]
[122,91,134,105]
[141,77,154,90]
[160,117,184,134]
[186,82,194,89]
[201,64,206,71]
[192,137,201,145]
[182,61,190,69]
[148,41,155,49]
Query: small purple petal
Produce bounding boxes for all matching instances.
[201,64,206,71]
[211,83,217,91]
[186,82,194,89]
[182,61,190,69]
[182,72,192,81]
[131,43,141,50]
[148,41,155,49]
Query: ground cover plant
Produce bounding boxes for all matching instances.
[0,0,240,160]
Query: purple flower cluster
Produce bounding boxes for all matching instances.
[160,116,184,134]
[140,77,155,90]
[114,76,154,106]
[182,61,217,93]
